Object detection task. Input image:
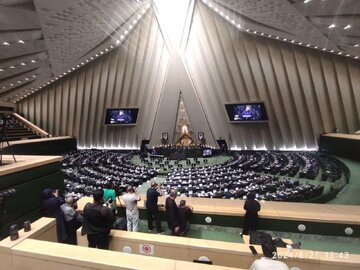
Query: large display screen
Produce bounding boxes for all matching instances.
[225,102,268,122]
[104,108,139,125]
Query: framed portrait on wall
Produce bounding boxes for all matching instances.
[161,133,168,140]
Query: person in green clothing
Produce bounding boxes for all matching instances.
[103,182,117,215]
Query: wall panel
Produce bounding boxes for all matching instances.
[17,10,170,149]
[16,2,360,150]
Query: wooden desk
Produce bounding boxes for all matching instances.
[77,196,360,225]
[11,238,243,270]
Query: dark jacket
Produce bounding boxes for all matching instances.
[146,188,160,210]
[244,199,261,216]
[41,188,67,242]
[81,202,114,235]
[178,206,192,232]
[165,197,179,229]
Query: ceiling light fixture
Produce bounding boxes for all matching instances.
[329,24,336,29]
[344,25,351,30]
[354,44,359,47]
[18,40,25,44]
[2,42,10,45]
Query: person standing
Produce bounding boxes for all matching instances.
[146,181,163,233]
[243,192,261,235]
[41,188,67,243]
[81,189,114,249]
[60,194,83,245]
[178,200,193,235]
[103,182,117,215]
[165,189,180,235]
[122,186,141,232]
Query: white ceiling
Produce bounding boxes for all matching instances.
[0,0,359,103]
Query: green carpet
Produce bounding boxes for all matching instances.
[326,156,360,205]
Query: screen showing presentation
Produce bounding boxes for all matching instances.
[105,108,139,125]
[225,102,268,122]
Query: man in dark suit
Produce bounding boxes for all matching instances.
[243,192,261,235]
[146,181,163,233]
[165,189,180,235]
[81,189,113,249]
[178,200,193,235]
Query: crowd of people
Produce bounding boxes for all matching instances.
[62,150,157,196]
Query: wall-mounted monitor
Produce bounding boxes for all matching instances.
[104,108,139,125]
[225,102,268,123]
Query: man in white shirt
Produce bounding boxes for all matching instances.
[122,186,141,232]
[249,242,289,270]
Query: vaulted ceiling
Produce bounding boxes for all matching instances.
[0,0,359,104]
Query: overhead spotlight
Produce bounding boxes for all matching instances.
[31,59,36,63]
[133,20,137,24]
[291,40,295,43]
[142,9,146,14]
[21,62,26,66]
[86,60,89,62]
[116,40,120,44]
[17,80,21,83]
[354,44,359,47]
[90,57,94,60]
[344,25,351,30]
[346,54,350,57]
[72,67,75,70]
[0,68,3,71]
[260,33,264,35]
[95,54,99,57]
[306,44,311,47]
[129,25,133,30]
[124,30,128,34]
[100,51,104,54]
[225,16,229,20]
[231,20,235,24]
[81,62,84,65]
[314,46,318,48]
[330,50,334,52]
[25,77,29,80]
[283,38,287,41]
[10,65,15,69]
[32,75,37,78]
[254,31,257,34]
[76,65,80,67]
[268,34,272,37]
[137,14,141,19]
[10,83,14,86]
[322,48,326,51]
[276,36,279,39]
[105,48,108,52]
[18,40,25,44]
[237,24,241,28]
[2,42,10,45]
[220,12,224,16]
[338,52,342,55]
[246,29,250,32]
[110,45,114,49]
[355,56,359,59]
[329,24,336,29]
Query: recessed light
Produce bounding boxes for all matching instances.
[0,68,3,71]
[283,38,287,41]
[2,42,10,45]
[330,50,334,52]
[18,40,25,44]
[276,36,279,39]
[31,59,36,63]
[21,62,26,66]
[291,40,295,43]
[344,25,351,30]
[237,24,241,28]
[338,52,342,55]
[354,44,359,47]
[355,56,359,59]
[298,42,302,45]
[304,0,311,3]
[32,75,37,78]
[25,77,29,80]
[10,65,15,69]
[10,83,14,86]
[17,80,21,83]
[307,44,311,47]
[329,24,336,29]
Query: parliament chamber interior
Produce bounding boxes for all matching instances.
[0,0,360,269]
